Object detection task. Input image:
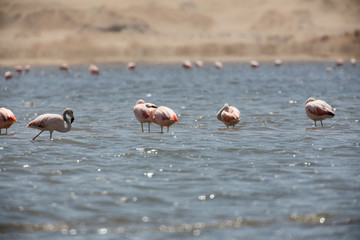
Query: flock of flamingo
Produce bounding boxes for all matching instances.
[1,57,356,140]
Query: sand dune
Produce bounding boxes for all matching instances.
[0,0,359,66]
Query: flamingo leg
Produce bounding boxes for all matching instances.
[148,123,150,133]
[141,123,144,132]
[32,130,44,140]
[321,120,323,127]
[167,126,169,132]
[50,131,54,140]
[6,128,8,134]
[161,126,163,133]
[314,121,317,127]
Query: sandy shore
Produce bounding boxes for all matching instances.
[0,0,359,66]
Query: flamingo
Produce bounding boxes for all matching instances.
[274,59,282,66]
[88,64,100,75]
[305,97,335,127]
[0,107,17,134]
[350,58,356,66]
[150,106,178,133]
[27,108,75,140]
[133,99,157,132]
[195,60,203,68]
[4,71,13,80]
[335,58,344,66]
[25,65,31,73]
[217,103,241,128]
[59,63,69,71]
[250,60,259,68]
[214,61,223,69]
[182,60,192,69]
[325,67,333,72]
[127,62,136,70]
[14,65,23,73]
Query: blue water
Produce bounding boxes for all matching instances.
[1,62,360,239]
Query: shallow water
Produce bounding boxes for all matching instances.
[1,62,360,239]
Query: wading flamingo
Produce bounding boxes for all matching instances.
[215,61,223,69]
[14,65,23,73]
[305,98,335,127]
[133,99,157,132]
[25,65,31,73]
[59,63,69,71]
[250,60,259,68]
[88,64,100,75]
[335,58,344,66]
[182,60,192,69]
[195,60,203,68]
[275,59,282,66]
[127,62,136,70]
[27,108,75,140]
[217,103,241,128]
[5,71,13,80]
[150,106,178,133]
[350,58,356,66]
[0,107,17,134]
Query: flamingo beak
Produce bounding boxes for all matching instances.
[71,117,75,123]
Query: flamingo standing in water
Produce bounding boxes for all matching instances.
[59,63,69,72]
[250,60,259,68]
[335,58,344,66]
[182,60,192,69]
[274,59,282,66]
[350,58,356,66]
[195,60,203,68]
[133,99,157,132]
[217,103,241,128]
[27,108,75,140]
[4,71,13,80]
[14,65,23,74]
[88,64,100,75]
[0,107,17,134]
[127,62,136,70]
[214,61,223,69]
[150,106,178,133]
[25,65,31,73]
[305,97,335,127]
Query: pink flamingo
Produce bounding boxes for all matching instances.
[350,58,356,66]
[217,103,241,128]
[305,97,335,127]
[182,60,192,69]
[133,99,157,132]
[214,61,223,69]
[274,59,282,66]
[335,58,344,66]
[325,67,333,72]
[88,64,100,75]
[4,71,13,80]
[0,107,17,134]
[14,65,23,74]
[27,108,75,140]
[195,60,203,68]
[25,65,31,73]
[59,63,69,71]
[150,106,178,133]
[250,60,259,68]
[127,62,136,70]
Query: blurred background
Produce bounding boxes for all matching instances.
[0,0,359,65]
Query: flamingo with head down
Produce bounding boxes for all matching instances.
[217,103,241,128]
[0,107,17,134]
[305,97,335,127]
[150,105,178,133]
[133,99,157,132]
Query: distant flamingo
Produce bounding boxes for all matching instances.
[325,67,333,72]
[217,103,241,128]
[27,108,75,140]
[305,97,335,127]
[335,58,344,66]
[214,61,223,69]
[150,106,178,133]
[14,65,22,74]
[274,59,282,66]
[59,63,69,71]
[195,60,203,68]
[25,65,31,73]
[127,62,136,70]
[182,60,192,69]
[4,71,13,80]
[0,107,17,134]
[350,58,356,66]
[133,99,157,132]
[88,64,100,75]
[250,60,259,68]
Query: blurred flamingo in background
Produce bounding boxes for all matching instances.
[217,103,241,128]
[182,60,192,69]
[215,61,223,69]
[305,97,335,127]
[335,58,344,66]
[325,67,333,72]
[133,99,157,132]
[27,108,75,140]
[250,60,259,68]
[14,65,22,74]
[195,60,203,68]
[350,58,356,66]
[0,107,17,134]
[150,106,178,133]
[274,59,282,66]
[59,63,69,71]
[127,62,136,70]
[4,71,13,80]
[25,65,31,73]
[88,64,100,75]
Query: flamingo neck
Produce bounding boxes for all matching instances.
[61,113,72,133]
